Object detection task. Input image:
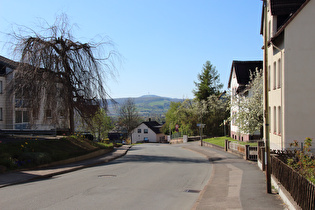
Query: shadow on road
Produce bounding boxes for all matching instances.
[105,154,215,165]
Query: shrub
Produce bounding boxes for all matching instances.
[19,152,52,166]
[287,137,315,184]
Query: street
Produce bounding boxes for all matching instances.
[0,144,212,210]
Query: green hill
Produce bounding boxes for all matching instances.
[107,95,183,118]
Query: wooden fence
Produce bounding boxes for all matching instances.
[271,155,315,210]
[257,141,315,210]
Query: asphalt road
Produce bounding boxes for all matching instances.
[0,144,212,210]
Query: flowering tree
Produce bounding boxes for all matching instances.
[232,68,263,135]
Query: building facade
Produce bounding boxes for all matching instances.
[228,60,263,141]
[261,0,315,150]
[0,55,69,132]
[131,119,165,143]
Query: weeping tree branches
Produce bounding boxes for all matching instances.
[8,14,119,133]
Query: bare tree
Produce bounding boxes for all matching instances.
[118,98,141,143]
[8,14,119,133]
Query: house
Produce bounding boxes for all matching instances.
[261,0,315,150]
[131,119,165,143]
[0,55,69,133]
[228,60,263,141]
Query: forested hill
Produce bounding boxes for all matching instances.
[107,95,184,118]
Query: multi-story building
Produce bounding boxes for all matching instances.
[0,55,69,133]
[228,60,263,141]
[261,0,315,150]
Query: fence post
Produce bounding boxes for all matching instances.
[261,147,265,171]
[245,145,250,160]
[225,139,229,151]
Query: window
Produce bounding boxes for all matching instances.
[59,110,65,118]
[15,111,22,123]
[144,129,148,134]
[268,65,271,91]
[278,59,281,88]
[46,109,52,118]
[33,109,39,120]
[0,81,2,94]
[269,107,271,132]
[274,106,276,133]
[273,62,277,90]
[232,111,237,125]
[23,111,29,123]
[0,108,2,121]
[278,106,281,134]
[15,110,29,123]
[268,20,271,40]
[138,129,141,133]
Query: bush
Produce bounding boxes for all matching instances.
[287,137,315,184]
[19,152,52,166]
[0,153,17,170]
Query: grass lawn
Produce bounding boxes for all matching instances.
[203,136,258,147]
[0,135,114,172]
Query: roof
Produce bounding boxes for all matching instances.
[142,120,162,134]
[270,0,306,16]
[260,0,310,36]
[0,55,18,75]
[0,55,18,69]
[228,61,263,89]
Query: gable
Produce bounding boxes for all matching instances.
[0,55,18,70]
[260,0,310,37]
[143,121,162,134]
[270,0,306,16]
[228,61,263,88]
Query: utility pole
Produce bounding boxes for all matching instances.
[263,0,272,194]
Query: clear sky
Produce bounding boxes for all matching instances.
[0,0,263,99]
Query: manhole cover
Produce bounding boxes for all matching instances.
[98,175,116,177]
[185,189,201,193]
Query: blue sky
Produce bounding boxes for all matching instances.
[0,0,263,99]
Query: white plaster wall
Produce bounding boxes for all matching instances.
[131,123,158,143]
[283,0,315,148]
[230,68,239,136]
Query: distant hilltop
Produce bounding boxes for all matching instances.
[107,95,185,117]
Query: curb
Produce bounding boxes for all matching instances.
[271,175,302,210]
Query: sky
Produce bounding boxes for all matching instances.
[0,0,263,99]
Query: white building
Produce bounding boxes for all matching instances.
[228,60,263,141]
[261,0,315,150]
[131,119,165,143]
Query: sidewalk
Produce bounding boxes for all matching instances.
[184,142,287,210]
[0,145,131,188]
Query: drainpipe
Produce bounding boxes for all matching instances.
[263,0,272,194]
